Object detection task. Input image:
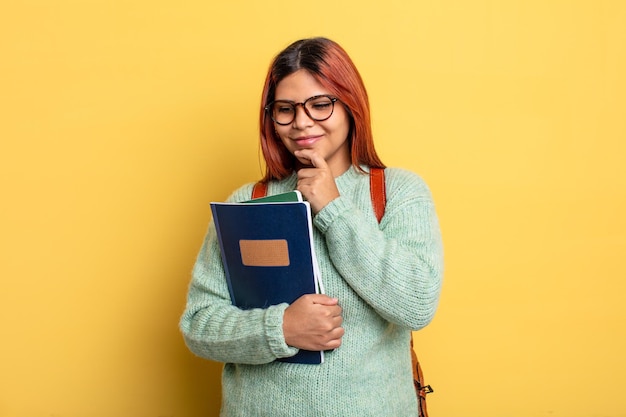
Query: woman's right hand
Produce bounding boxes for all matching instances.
[283,294,344,351]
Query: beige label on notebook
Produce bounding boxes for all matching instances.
[239,239,290,267]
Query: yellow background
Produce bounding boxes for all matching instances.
[1,1,625,416]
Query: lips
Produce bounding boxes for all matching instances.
[292,135,322,147]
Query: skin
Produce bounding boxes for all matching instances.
[273,69,350,351]
[273,69,351,213]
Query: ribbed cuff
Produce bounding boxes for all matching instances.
[313,196,352,233]
[264,303,299,359]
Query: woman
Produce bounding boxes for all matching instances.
[180,37,443,417]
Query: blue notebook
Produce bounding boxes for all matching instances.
[210,192,323,365]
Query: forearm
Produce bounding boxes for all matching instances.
[179,228,298,364]
[181,298,295,364]
[315,195,443,329]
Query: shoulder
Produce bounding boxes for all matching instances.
[382,167,433,201]
[223,174,297,203]
[224,182,257,203]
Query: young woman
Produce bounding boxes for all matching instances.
[180,37,443,417]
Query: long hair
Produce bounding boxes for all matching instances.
[259,37,385,181]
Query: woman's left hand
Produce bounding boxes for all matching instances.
[294,149,340,213]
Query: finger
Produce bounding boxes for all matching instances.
[293,149,313,166]
[294,149,328,170]
[307,152,328,169]
[327,306,343,318]
[296,166,316,179]
[323,339,342,350]
[307,294,339,306]
[323,329,345,349]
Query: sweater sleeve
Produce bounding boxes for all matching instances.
[313,169,443,330]
[179,185,299,364]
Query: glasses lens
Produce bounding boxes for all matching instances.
[305,96,334,121]
[270,101,295,125]
[268,96,335,125]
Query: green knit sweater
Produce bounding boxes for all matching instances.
[180,166,443,417]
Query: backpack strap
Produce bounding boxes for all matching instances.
[369,167,386,223]
[251,181,268,200]
[412,336,433,417]
[251,168,432,417]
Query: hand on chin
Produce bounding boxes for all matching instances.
[294,151,317,169]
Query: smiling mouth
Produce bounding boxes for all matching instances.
[292,135,321,147]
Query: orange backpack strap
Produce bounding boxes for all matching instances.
[252,168,432,416]
[251,181,268,200]
[412,337,433,417]
[369,167,386,223]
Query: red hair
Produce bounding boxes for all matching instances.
[259,37,385,181]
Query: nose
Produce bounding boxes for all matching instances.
[292,103,314,129]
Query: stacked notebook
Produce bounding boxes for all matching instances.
[210,191,324,364]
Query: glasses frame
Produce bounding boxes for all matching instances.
[265,94,339,126]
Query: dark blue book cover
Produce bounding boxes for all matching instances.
[210,200,323,365]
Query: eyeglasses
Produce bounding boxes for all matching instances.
[265,94,339,125]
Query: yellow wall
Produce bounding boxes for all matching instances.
[1,1,624,416]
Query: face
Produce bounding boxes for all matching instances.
[273,69,351,176]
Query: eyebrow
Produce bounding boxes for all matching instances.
[272,94,331,102]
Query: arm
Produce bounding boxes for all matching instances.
[180,184,345,362]
[314,169,444,330]
[179,220,299,364]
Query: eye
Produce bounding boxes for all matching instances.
[311,102,332,110]
[307,96,333,110]
[274,103,294,114]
